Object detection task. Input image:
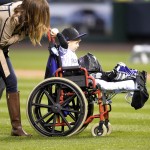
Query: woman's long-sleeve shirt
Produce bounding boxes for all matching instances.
[0,1,25,50]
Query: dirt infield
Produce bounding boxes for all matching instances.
[16,70,45,79]
[16,70,150,83]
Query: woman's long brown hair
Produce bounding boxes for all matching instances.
[12,0,50,45]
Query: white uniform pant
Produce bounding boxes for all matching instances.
[95,79,137,90]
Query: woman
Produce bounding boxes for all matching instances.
[0,0,50,136]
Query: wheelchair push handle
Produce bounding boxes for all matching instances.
[47,29,58,53]
[47,29,55,43]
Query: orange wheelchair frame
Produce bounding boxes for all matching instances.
[27,64,112,137]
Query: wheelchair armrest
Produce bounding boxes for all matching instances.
[62,66,87,77]
[55,66,89,87]
[62,66,80,71]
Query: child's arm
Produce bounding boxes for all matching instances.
[51,28,68,49]
[57,33,68,49]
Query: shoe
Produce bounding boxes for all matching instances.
[7,92,32,136]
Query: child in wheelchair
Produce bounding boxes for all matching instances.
[50,27,149,109]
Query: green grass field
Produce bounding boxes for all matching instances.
[0,49,149,150]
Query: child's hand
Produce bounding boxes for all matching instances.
[51,28,59,37]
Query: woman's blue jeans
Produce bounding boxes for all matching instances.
[0,50,17,93]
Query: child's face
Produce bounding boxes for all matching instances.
[68,40,81,52]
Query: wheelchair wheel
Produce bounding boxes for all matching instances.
[27,77,88,137]
[91,123,107,137]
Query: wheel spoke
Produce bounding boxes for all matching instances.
[35,111,52,124]
[44,90,55,105]
[32,103,52,108]
[45,114,54,124]
[61,94,76,106]
[56,86,61,103]
[71,99,80,119]
[59,112,71,129]
[68,113,76,121]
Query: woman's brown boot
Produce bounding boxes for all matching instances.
[6,92,31,136]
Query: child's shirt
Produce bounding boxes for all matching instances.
[56,33,79,67]
[59,46,79,67]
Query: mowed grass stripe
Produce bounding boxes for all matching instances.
[0,50,149,150]
[86,122,150,132]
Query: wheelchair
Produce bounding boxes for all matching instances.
[26,36,145,137]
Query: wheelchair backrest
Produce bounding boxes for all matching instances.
[44,42,62,78]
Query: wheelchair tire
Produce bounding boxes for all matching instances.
[27,77,88,137]
[91,123,107,137]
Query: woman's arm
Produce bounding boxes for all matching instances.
[0,16,25,48]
